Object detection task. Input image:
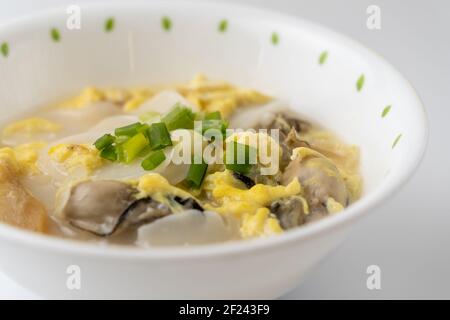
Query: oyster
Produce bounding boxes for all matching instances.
[59,180,203,236]
[282,147,348,216]
[261,113,311,170]
[270,195,308,229]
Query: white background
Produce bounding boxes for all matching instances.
[0,0,448,299]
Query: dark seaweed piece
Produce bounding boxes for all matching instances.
[232,172,255,189]
[173,196,204,211]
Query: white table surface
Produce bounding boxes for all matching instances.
[0,0,448,299]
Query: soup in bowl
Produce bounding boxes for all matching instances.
[0,74,362,246]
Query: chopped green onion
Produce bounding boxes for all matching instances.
[225,161,252,174]
[185,156,208,188]
[138,145,153,158]
[99,145,117,161]
[201,119,228,136]
[204,111,222,120]
[94,134,116,150]
[225,141,256,174]
[141,150,166,170]
[136,123,150,141]
[193,112,201,120]
[162,105,195,131]
[115,135,130,145]
[120,132,148,163]
[116,145,125,162]
[137,123,150,134]
[114,122,144,137]
[148,122,172,150]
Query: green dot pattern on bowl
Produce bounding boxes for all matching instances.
[162,16,172,31]
[50,28,61,42]
[1,18,403,153]
[218,19,228,33]
[318,51,328,65]
[1,42,8,57]
[105,17,115,32]
[356,74,365,91]
[392,134,402,149]
[271,32,279,45]
[382,105,391,118]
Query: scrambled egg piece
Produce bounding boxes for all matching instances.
[57,87,104,109]
[48,143,103,174]
[202,170,301,238]
[135,174,207,212]
[0,142,46,176]
[240,208,283,238]
[122,89,154,112]
[55,75,268,117]
[2,117,61,138]
[136,173,191,200]
[326,197,344,214]
[57,86,153,112]
[136,171,301,239]
[177,74,272,118]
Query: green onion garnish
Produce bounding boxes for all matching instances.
[185,156,208,188]
[114,122,144,137]
[162,105,195,131]
[148,122,172,150]
[99,145,117,161]
[114,135,130,145]
[94,133,116,150]
[201,119,228,136]
[137,123,150,134]
[225,141,256,174]
[141,150,166,170]
[120,132,148,163]
[138,145,153,158]
[204,111,222,120]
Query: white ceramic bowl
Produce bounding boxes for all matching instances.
[0,1,427,299]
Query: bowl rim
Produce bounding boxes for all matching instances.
[0,0,428,261]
